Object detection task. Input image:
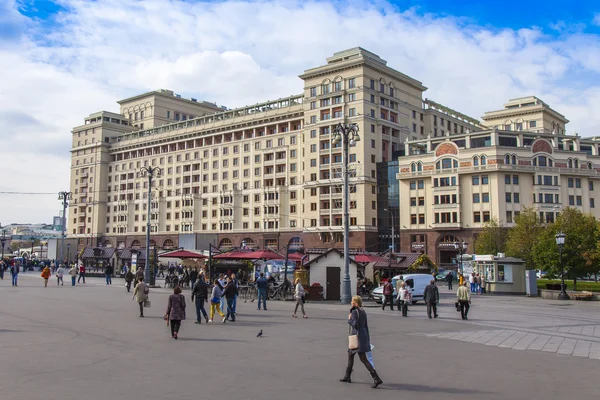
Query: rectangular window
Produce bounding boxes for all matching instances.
[569,195,575,206]
[419,214,425,224]
[505,193,512,203]
[483,211,491,222]
[418,180,424,189]
[472,176,480,185]
[568,178,574,188]
[410,181,416,190]
[514,193,520,203]
[576,178,581,188]
[481,175,489,185]
[482,193,490,203]
[590,181,594,191]
[576,196,582,206]
[473,193,480,203]
[473,212,481,223]
[505,174,511,184]
[591,198,595,208]
[348,78,355,88]
[506,211,513,223]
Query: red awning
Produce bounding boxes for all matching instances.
[285,253,304,262]
[213,250,284,260]
[158,250,207,259]
[353,254,389,264]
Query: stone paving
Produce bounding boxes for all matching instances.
[1,274,599,400]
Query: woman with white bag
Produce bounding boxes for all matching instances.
[339,296,383,388]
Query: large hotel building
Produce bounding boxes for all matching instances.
[68,47,600,264]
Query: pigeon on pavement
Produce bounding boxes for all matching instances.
[257,330,263,337]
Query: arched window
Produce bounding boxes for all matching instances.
[568,159,573,168]
[574,159,579,169]
[588,162,593,170]
[417,162,423,171]
[162,239,174,249]
[505,154,510,164]
[131,240,141,249]
[436,158,457,170]
[480,156,487,165]
[511,155,517,165]
[411,163,416,172]
[534,156,548,167]
[219,238,233,249]
[149,239,156,248]
[102,240,112,248]
[473,156,479,167]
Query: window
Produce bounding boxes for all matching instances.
[590,181,594,191]
[472,176,480,185]
[576,196,582,206]
[505,174,511,184]
[496,265,513,283]
[482,175,489,185]
[410,197,416,207]
[505,193,512,203]
[482,193,490,203]
[418,180,424,189]
[568,178,574,188]
[569,195,575,206]
[473,193,480,203]
[348,78,355,88]
[483,211,491,222]
[410,181,416,190]
[529,121,537,128]
[418,197,425,206]
[410,214,417,225]
[514,193,520,203]
[591,198,595,208]
[506,211,513,223]
[576,178,581,188]
[513,175,519,185]
[419,214,425,224]
[473,212,481,223]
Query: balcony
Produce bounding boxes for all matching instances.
[431,222,461,229]
[433,186,458,193]
[81,172,88,178]
[432,203,460,209]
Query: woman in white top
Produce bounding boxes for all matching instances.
[396,282,410,317]
[292,278,307,318]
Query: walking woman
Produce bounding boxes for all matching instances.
[41,265,51,287]
[133,277,149,317]
[166,286,186,339]
[209,279,226,323]
[340,296,383,389]
[292,278,307,318]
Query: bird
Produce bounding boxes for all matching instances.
[257,330,263,338]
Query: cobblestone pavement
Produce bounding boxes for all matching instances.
[1,275,598,400]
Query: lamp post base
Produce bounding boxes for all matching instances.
[340,278,352,304]
[558,284,570,300]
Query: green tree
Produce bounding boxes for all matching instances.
[505,207,543,269]
[532,208,600,290]
[474,218,507,255]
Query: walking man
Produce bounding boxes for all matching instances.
[190,268,198,291]
[78,263,86,283]
[125,269,134,292]
[105,265,113,285]
[423,279,440,319]
[223,276,238,322]
[457,281,471,320]
[231,273,239,314]
[69,264,77,286]
[446,271,454,291]
[394,275,404,310]
[256,272,268,310]
[56,264,65,286]
[10,263,19,286]
[381,278,394,311]
[191,274,209,324]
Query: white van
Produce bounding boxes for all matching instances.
[372,273,433,304]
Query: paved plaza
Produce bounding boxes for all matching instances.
[1,274,599,400]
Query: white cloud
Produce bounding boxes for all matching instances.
[593,13,600,26]
[1,0,600,224]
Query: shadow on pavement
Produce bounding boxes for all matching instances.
[378,383,491,394]
[176,338,248,342]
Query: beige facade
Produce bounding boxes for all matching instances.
[397,97,600,265]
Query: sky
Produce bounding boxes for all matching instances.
[1,0,600,225]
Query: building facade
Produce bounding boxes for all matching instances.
[70,48,482,252]
[396,97,600,266]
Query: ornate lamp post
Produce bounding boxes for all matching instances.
[555,232,569,300]
[454,241,467,275]
[1,230,7,260]
[58,191,72,264]
[140,166,162,285]
[332,122,360,304]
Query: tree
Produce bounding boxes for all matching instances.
[474,218,507,255]
[532,208,600,290]
[505,207,543,269]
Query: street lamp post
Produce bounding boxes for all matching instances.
[1,230,7,260]
[140,166,161,285]
[454,241,467,275]
[332,122,360,304]
[67,244,71,266]
[383,208,395,278]
[555,232,569,300]
[58,191,72,265]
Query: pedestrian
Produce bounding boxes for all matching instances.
[190,268,198,291]
[396,281,410,317]
[78,264,86,283]
[457,281,472,320]
[135,267,144,282]
[339,296,383,389]
[158,264,165,278]
[191,274,209,324]
[165,286,186,339]
[476,273,482,294]
[209,279,226,323]
[125,269,134,292]
[469,273,475,293]
[423,279,440,319]
[218,273,227,315]
[223,276,238,322]
[41,265,51,287]
[56,264,64,286]
[394,275,404,309]
[446,271,454,290]
[480,274,486,294]
[231,273,239,314]
[10,263,19,286]
[255,272,268,310]
[459,273,464,286]
[381,278,394,311]
[0,261,5,280]
[69,264,77,286]
[105,265,113,285]
[292,278,308,318]
[133,277,149,317]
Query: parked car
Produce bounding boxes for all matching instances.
[371,274,432,304]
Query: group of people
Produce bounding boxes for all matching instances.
[468,273,486,294]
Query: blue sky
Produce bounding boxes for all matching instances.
[1,0,600,223]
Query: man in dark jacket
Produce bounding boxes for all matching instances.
[445,272,454,291]
[105,265,113,285]
[125,269,134,292]
[223,276,238,322]
[256,273,268,310]
[190,268,199,291]
[382,278,394,311]
[191,275,209,323]
[423,279,440,319]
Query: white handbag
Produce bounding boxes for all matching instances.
[348,309,360,350]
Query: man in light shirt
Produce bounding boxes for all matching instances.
[457,281,472,320]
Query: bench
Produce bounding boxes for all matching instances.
[571,291,594,301]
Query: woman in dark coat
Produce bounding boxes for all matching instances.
[166,286,186,339]
[340,296,383,388]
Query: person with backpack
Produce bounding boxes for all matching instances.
[381,278,394,311]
